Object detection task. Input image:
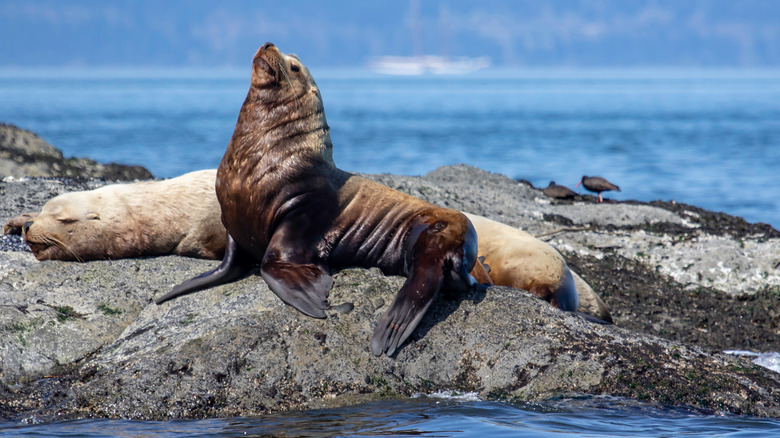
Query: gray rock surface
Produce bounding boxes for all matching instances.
[0,123,153,180]
[1,164,779,421]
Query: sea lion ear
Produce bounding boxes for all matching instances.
[87,213,100,221]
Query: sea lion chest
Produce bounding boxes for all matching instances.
[216,159,344,263]
[215,161,277,259]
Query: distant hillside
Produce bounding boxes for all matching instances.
[1,0,779,68]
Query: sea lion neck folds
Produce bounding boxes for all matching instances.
[225,43,334,188]
[160,43,491,357]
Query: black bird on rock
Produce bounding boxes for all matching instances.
[576,176,620,203]
[542,181,578,199]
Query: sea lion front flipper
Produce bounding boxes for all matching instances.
[370,263,444,357]
[260,260,333,319]
[156,233,253,305]
[4,212,39,235]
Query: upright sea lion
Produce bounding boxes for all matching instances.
[18,169,224,261]
[155,43,492,357]
[464,213,612,323]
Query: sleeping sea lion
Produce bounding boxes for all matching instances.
[464,212,612,323]
[18,169,224,261]
[155,43,492,357]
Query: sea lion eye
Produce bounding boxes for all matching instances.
[290,64,300,72]
[58,218,78,224]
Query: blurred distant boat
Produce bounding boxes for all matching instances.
[367,55,490,75]
[368,0,490,76]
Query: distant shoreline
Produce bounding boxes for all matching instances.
[3,66,780,80]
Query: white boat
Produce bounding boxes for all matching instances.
[367,0,491,76]
[368,55,491,76]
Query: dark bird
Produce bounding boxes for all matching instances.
[576,176,620,203]
[542,181,577,199]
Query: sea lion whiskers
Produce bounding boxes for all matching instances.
[60,239,85,263]
[278,59,301,109]
[31,233,84,262]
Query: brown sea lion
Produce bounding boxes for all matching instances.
[155,43,492,357]
[18,169,224,261]
[464,212,612,323]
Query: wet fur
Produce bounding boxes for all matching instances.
[159,43,491,357]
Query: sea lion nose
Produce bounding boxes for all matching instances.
[22,221,33,235]
[261,42,275,51]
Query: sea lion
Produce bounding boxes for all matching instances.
[464,212,612,323]
[18,169,225,261]
[155,43,492,357]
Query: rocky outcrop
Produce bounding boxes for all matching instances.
[0,123,152,180]
[1,165,779,421]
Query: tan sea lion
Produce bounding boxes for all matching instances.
[464,212,612,323]
[18,169,225,261]
[155,43,492,357]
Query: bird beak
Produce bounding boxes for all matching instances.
[575,181,582,188]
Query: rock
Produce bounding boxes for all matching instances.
[1,165,780,421]
[0,123,153,180]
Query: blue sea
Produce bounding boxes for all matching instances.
[2,68,780,435]
[1,67,780,228]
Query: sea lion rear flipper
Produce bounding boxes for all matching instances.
[260,260,332,319]
[550,266,579,312]
[156,233,253,305]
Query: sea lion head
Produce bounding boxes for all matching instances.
[22,192,107,261]
[219,42,334,200]
[250,42,322,109]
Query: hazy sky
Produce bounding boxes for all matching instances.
[1,0,779,68]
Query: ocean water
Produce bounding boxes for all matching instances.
[3,393,780,437]
[1,68,779,228]
[2,68,780,435]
